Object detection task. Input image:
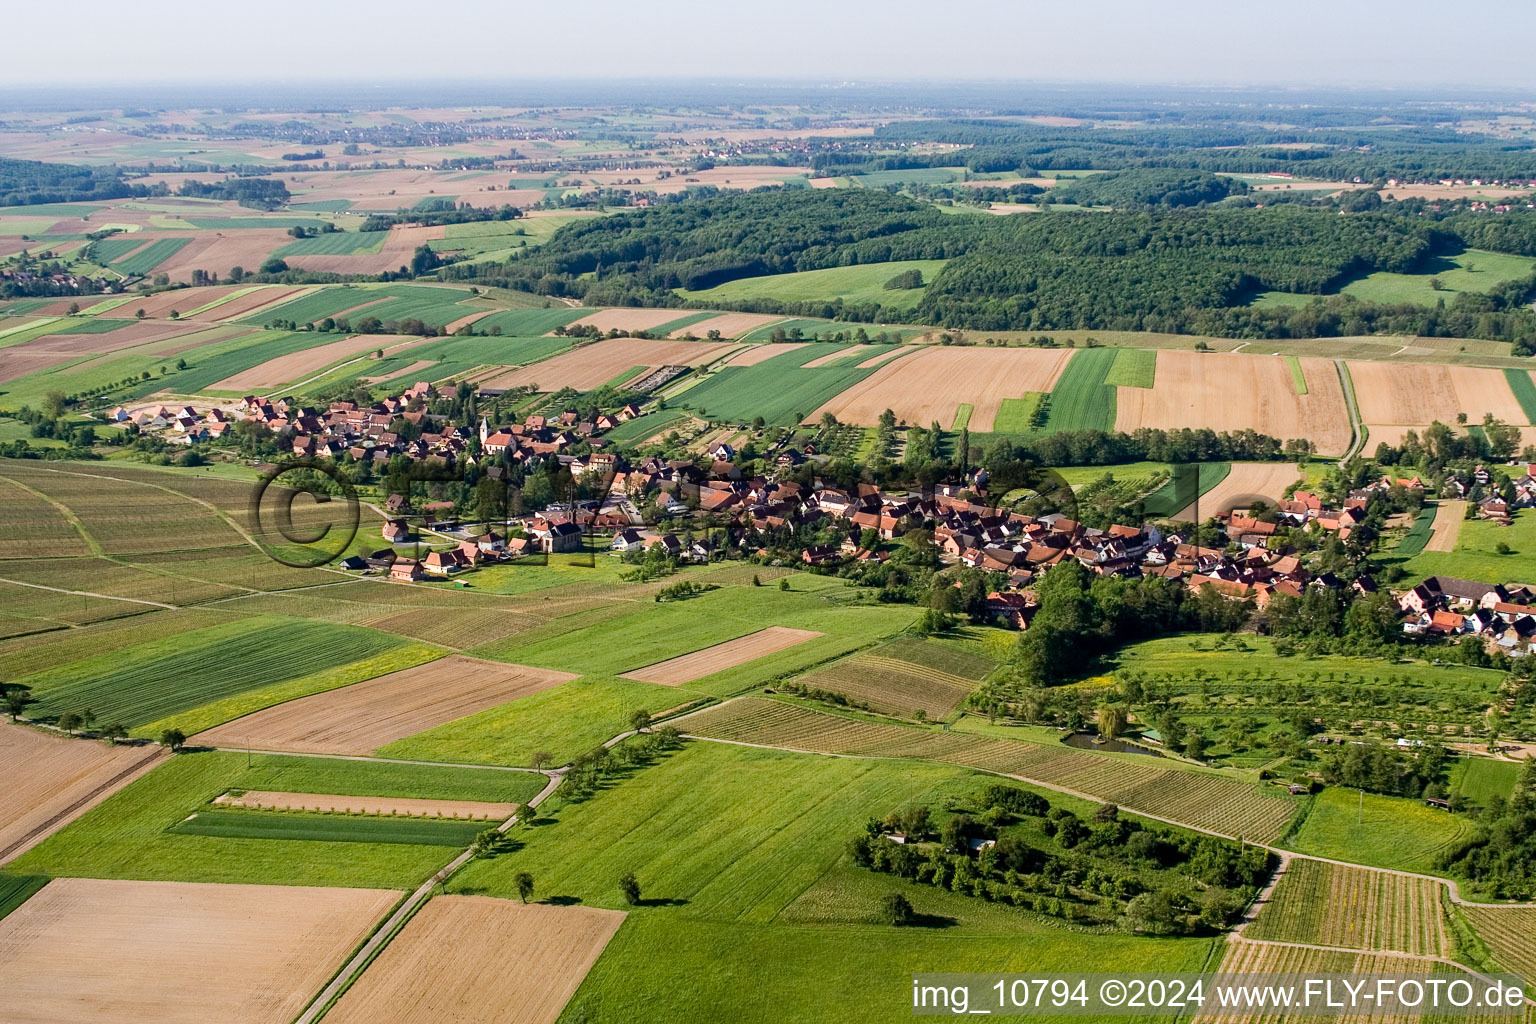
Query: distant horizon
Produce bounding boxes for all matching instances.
[7,0,1536,93]
[1,77,1533,116]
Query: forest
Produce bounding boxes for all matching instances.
[451,188,1536,346]
[0,156,148,207]
[862,119,1536,181]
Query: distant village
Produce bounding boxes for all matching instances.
[109,380,1536,655]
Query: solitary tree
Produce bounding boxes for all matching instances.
[57,711,82,736]
[100,722,128,745]
[159,727,186,752]
[1096,705,1128,741]
[514,871,535,904]
[78,708,97,734]
[879,892,915,926]
[629,709,652,734]
[618,871,642,906]
[2,684,31,721]
[530,750,554,770]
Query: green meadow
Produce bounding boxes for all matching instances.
[680,259,947,310]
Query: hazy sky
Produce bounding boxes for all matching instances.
[3,0,1532,90]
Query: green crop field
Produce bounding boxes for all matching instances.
[1390,512,1536,584]
[991,393,1045,433]
[169,809,486,846]
[0,874,48,921]
[675,344,886,426]
[112,238,190,276]
[600,408,690,444]
[90,236,150,263]
[22,615,409,729]
[681,260,946,311]
[1285,354,1309,394]
[1139,462,1230,518]
[49,317,135,335]
[273,230,389,257]
[1102,347,1156,388]
[450,741,1216,1023]
[472,306,590,336]
[9,751,466,888]
[1506,369,1536,423]
[1394,504,1439,555]
[1451,757,1522,806]
[1287,787,1474,874]
[1040,347,1118,433]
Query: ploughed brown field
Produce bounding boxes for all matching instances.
[1348,361,1532,428]
[1174,462,1302,522]
[670,312,783,339]
[810,346,1074,430]
[0,877,398,1024]
[214,790,519,820]
[200,285,316,322]
[619,626,823,685]
[1425,500,1467,552]
[322,895,626,1024]
[1115,351,1353,455]
[153,229,296,284]
[113,285,242,320]
[193,656,578,755]
[721,341,806,365]
[478,337,739,391]
[564,308,693,334]
[0,722,164,864]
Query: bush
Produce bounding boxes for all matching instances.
[879,891,915,925]
[883,268,924,290]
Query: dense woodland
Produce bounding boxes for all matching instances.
[0,156,148,207]
[862,119,1536,182]
[451,189,1536,347]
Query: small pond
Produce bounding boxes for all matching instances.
[1061,732,1163,758]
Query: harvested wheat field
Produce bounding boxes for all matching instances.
[671,312,783,339]
[812,346,1074,430]
[1349,362,1531,426]
[723,342,806,365]
[1426,500,1467,552]
[323,896,625,1024]
[118,286,241,321]
[479,338,738,391]
[620,626,823,685]
[201,285,314,322]
[152,230,294,284]
[194,656,579,754]
[1116,351,1352,455]
[565,308,694,335]
[0,877,397,1024]
[210,334,417,391]
[214,790,518,820]
[0,723,164,864]
[442,309,494,334]
[1174,463,1302,522]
